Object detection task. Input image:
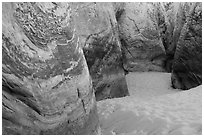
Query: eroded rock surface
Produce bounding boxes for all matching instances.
[159,3,190,72]
[116,2,202,89]
[2,2,99,135]
[80,3,129,101]
[118,2,166,72]
[1,2,202,135]
[171,3,202,90]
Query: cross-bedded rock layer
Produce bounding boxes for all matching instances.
[2,2,99,135]
[2,2,202,135]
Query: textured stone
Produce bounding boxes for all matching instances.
[118,2,166,72]
[81,3,129,101]
[2,2,99,135]
[171,2,202,90]
[2,2,202,134]
[159,2,188,72]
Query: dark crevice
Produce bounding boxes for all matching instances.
[2,83,41,115]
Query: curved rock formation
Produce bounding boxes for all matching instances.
[159,3,189,72]
[79,3,129,101]
[118,2,166,72]
[171,2,202,90]
[2,2,202,135]
[116,2,202,89]
[2,2,99,134]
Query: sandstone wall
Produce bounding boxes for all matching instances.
[2,2,99,134]
[2,2,202,134]
[171,2,202,89]
[79,3,129,101]
[118,2,166,72]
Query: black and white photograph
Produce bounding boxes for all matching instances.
[1,1,202,135]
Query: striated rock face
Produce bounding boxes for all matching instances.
[117,2,166,72]
[2,2,99,134]
[159,3,190,72]
[1,2,202,135]
[171,3,202,90]
[80,3,129,101]
[115,2,202,89]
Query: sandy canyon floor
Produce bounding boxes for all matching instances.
[97,72,202,135]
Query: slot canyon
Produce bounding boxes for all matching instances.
[2,2,202,135]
